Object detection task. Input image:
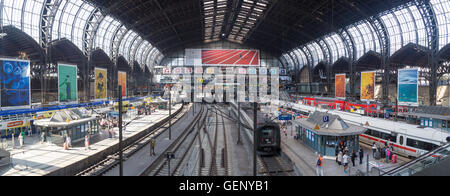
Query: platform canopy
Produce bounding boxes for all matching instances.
[294,111,366,137]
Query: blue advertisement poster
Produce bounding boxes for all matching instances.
[398,68,418,105]
[0,59,31,108]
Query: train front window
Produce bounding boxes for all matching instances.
[262,130,273,137]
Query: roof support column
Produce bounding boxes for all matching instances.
[40,0,62,105]
[83,8,105,102]
[415,0,439,106]
[368,16,391,105]
[338,29,357,102]
[318,40,333,96]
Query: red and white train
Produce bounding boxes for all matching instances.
[276,98,450,158]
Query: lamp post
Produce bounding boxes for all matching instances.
[118,85,123,176]
[253,102,258,176]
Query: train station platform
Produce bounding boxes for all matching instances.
[281,132,406,176]
[0,105,182,176]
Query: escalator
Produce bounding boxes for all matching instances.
[382,143,450,176]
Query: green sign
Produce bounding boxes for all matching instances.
[58,64,78,103]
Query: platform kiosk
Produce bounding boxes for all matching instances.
[294,111,366,156]
[34,109,100,146]
[405,106,450,132]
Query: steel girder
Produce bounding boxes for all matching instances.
[39,0,62,104]
[368,16,391,104]
[415,0,439,106]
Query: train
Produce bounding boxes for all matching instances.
[236,102,281,156]
[276,99,450,159]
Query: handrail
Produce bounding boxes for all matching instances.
[382,143,450,176]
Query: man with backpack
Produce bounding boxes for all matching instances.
[316,154,324,176]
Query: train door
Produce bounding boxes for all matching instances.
[397,134,406,155]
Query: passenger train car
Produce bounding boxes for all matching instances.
[276,100,450,158]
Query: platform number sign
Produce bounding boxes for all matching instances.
[323,116,329,123]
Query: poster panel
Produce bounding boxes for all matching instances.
[398,68,419,105]
[58,64,78,103]
[0,59,31,108]
[335,74,346,98]
[361,71,375,101]
[185,49,260,67]
[118,71,127,97]
[95,68,108,100]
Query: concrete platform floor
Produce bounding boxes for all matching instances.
[0,105,181,176]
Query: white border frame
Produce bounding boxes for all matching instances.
[58,63,79,104]
[361,71,376,101]
[118,71,127,98]
[0,58,32,110]
[398,68,419,106]
[94,67,108,101]
[335,73,346,99]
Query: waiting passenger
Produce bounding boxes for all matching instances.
[359,148,364,165]
[343,152,349,174]
[316,154,324,176]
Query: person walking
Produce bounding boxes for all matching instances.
[359,147,364,165]
[150,138,156,156]
[343,152,349,174]
[316,154,324,176]
[18,132,24,149]
[351,150,357,167]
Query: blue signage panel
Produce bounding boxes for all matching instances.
[279,115,293,121]
[323,116,329,123]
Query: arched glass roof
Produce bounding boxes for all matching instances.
[282,2,450,67]
[0,0,163,69]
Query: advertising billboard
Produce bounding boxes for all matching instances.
[58,64,78,103]
[361,71,375,101]
[335,74,346,98]
[398,68,419,105]
[0,59,31,108]
[185,49,260,67]
[95,68,107,100]
[118,71,127,97]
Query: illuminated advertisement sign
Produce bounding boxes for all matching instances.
[335,74,346,99]
[58,64,78,103]
[118,71,127,97]
[361,71,375,101]
[95,68,107,100]
[186,49,260,66]
[398,68,419,105]
[0,59,31,108]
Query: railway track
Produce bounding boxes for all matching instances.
[146,104,207,176]
[75,105,188,176]
[260,155,294,176]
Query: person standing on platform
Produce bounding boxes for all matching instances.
[337,151,343,167]
[372,142,377,158]
[359,147,364,165]
[343,152,349,174]
[386,148,391,163]
[66,134,72,148]
[85,135,90,150]
[18,132,24,149]
[150,138,156,156]
[316,154,324,176]
[351,150,357,167]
